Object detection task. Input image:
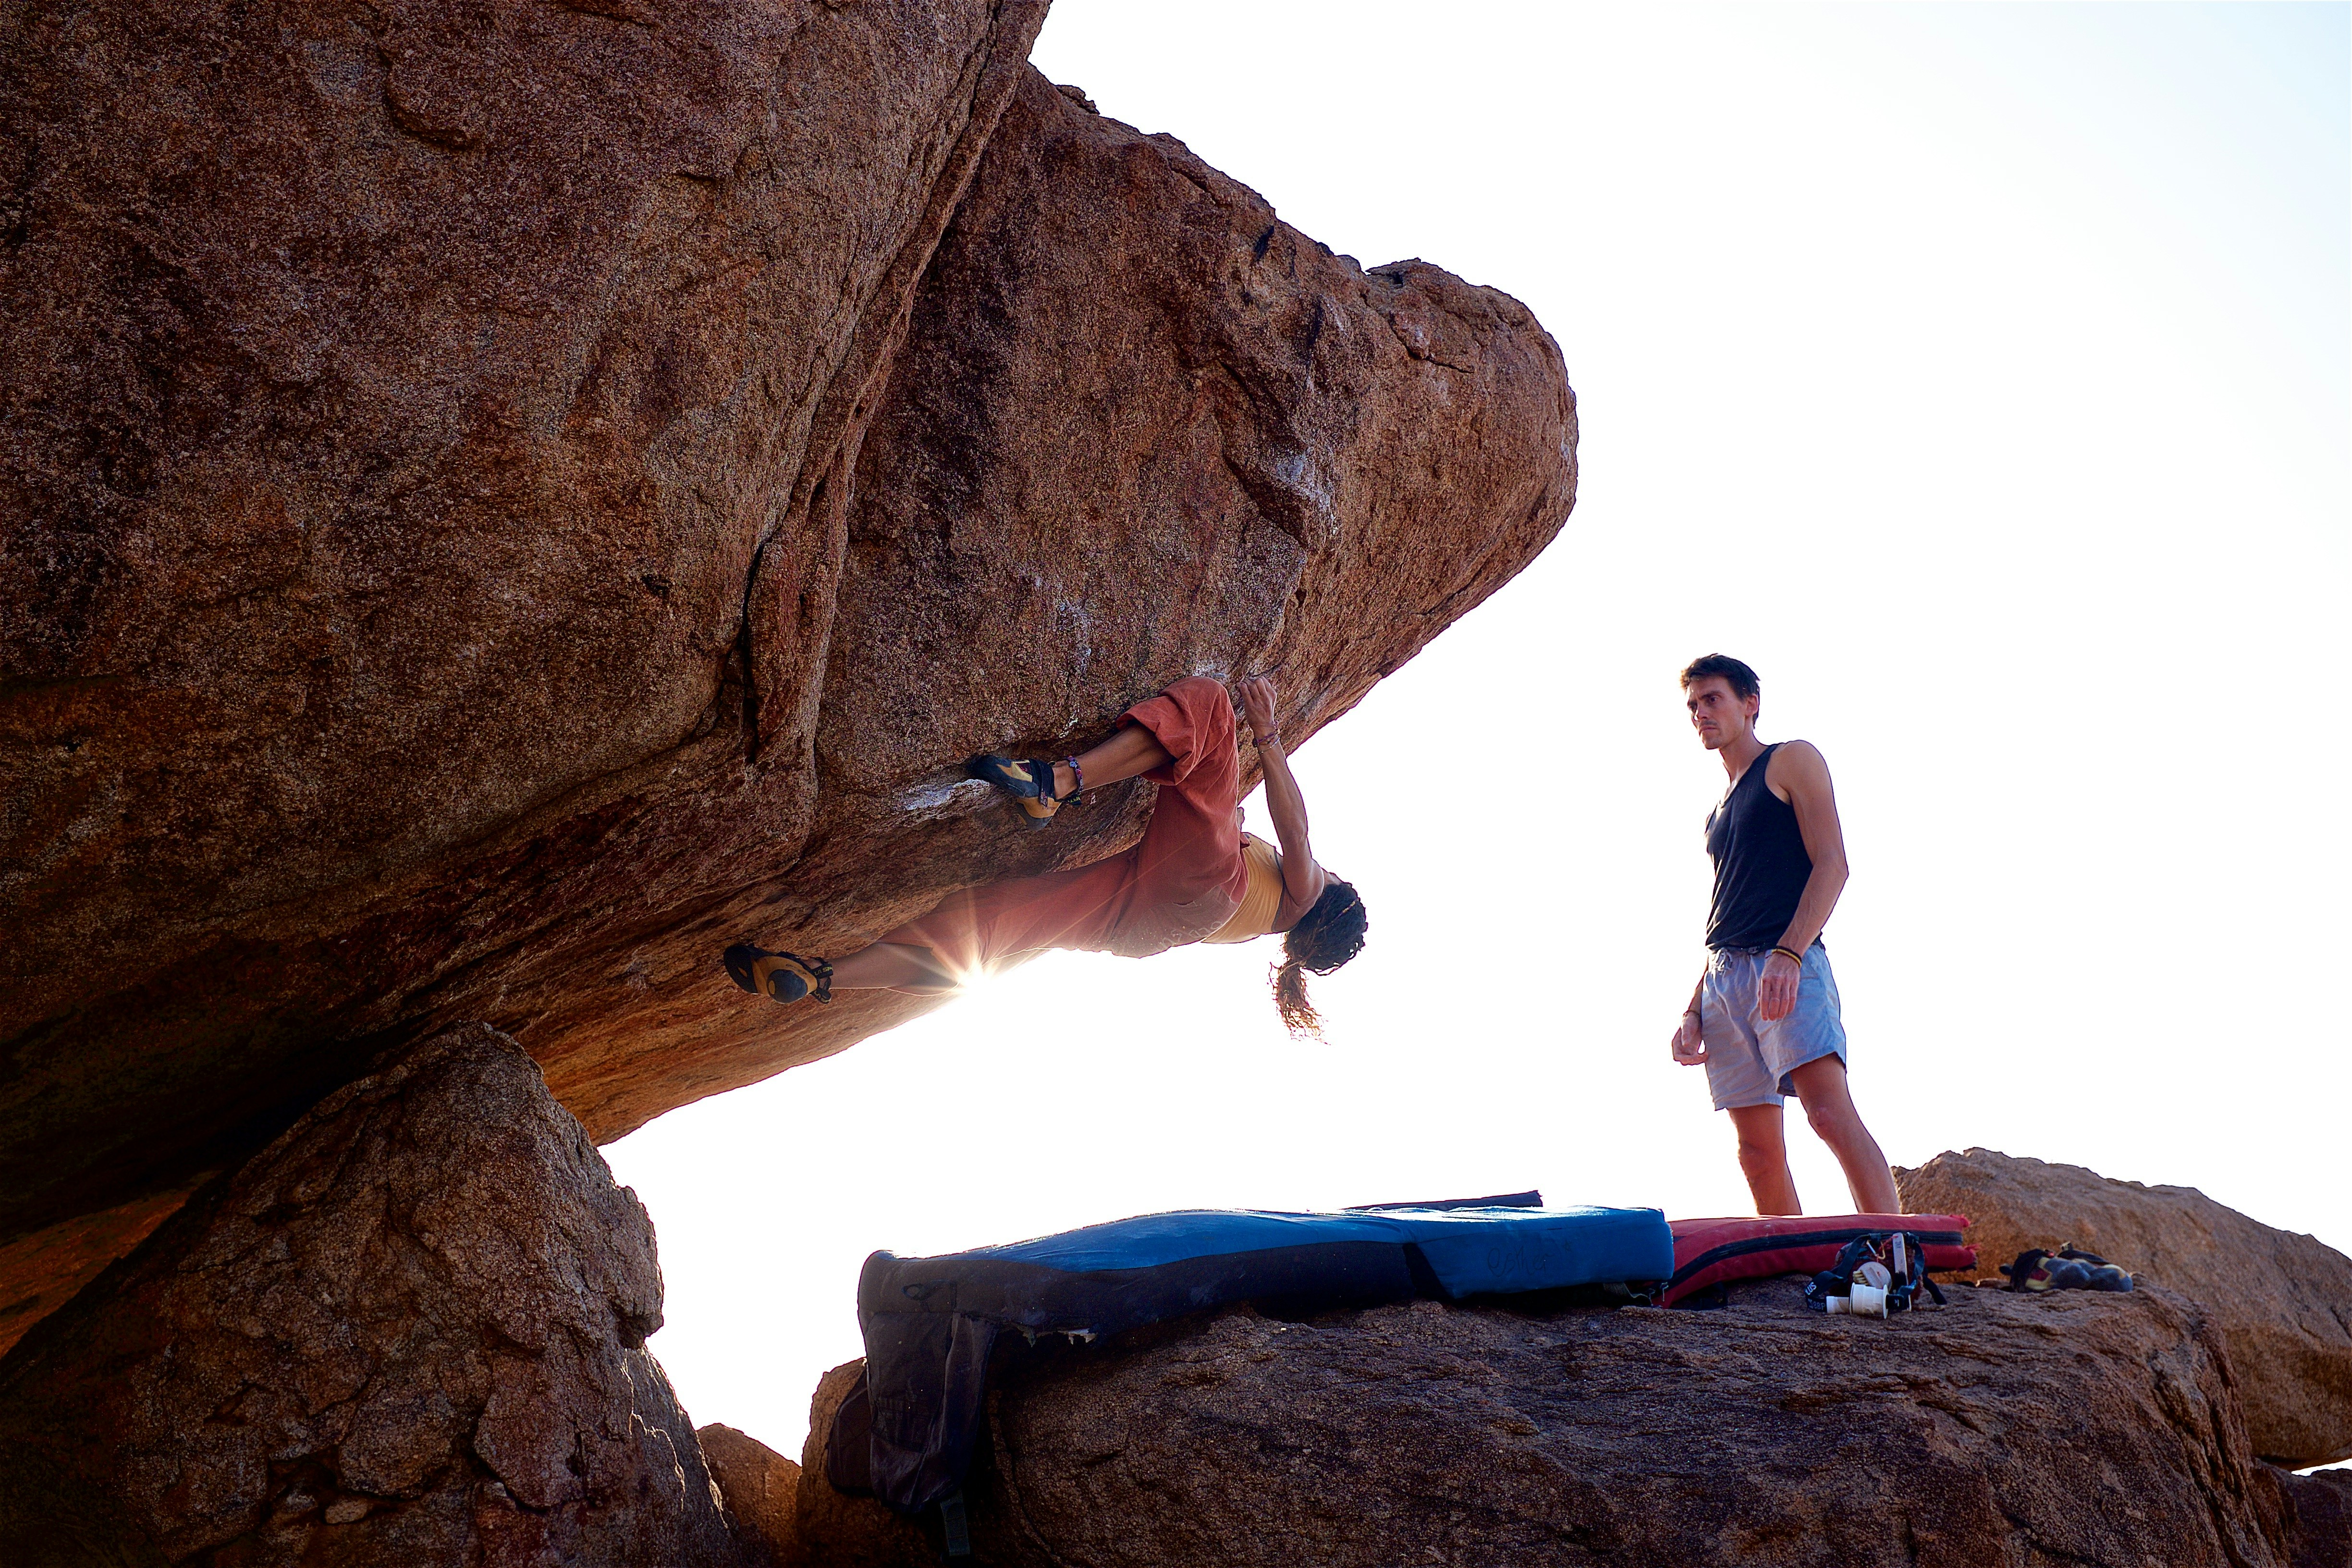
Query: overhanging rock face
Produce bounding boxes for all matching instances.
[528,67,1580,1140]
[0,8,1576,1331]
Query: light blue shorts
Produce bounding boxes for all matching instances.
[1699,944,1848,1110]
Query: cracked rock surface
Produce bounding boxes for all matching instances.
[1899,1147,2352,1469]
[0,1023,739,1568]
[804,1283,2295,1568]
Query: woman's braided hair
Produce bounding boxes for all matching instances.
[1272,877,1367,1039]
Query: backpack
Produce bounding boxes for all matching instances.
[1803,1230,1948,1314]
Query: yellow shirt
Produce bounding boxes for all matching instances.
[1201,834,1284,944]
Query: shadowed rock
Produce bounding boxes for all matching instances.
[2,14,1574,1321]
[1898,1147,2352,1468]
[797,1360,937,1568]
[0,1176,207,1361]
[797,1284,2295,1568]
[2273,1466,2352,1568]
[0,1024,740,1568]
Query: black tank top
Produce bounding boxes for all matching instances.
[1704,743,1814,951]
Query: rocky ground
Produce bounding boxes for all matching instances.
[1899,1148,2352,1469]
[784,1286,2328,1568]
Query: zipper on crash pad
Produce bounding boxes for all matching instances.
[940,1489,972,1557]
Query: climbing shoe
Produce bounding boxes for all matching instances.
[2059,1244,2135,1292]
[2044,1256,2096,1290]
[724,945,833,1004]
[966,754,1078,828]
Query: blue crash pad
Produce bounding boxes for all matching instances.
[967,1203,1672,1300]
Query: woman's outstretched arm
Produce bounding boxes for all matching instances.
[1236,676,1327,909]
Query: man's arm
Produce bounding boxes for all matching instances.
[1236,676,1327,909]
[1670,973,1708,1064]
[1759,740,1849,1022]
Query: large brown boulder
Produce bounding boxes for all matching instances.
[1897,1148,2352,1468]
[0,1023,740,1568]
[0,0,1047,1330]
[2,12,1576,1326]
[798,1286,2292,1568]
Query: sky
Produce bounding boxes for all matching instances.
[609,2,2352,1460]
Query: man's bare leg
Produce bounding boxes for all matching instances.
[1727,1104,1801,1215]
[1786,1056,1900,1213]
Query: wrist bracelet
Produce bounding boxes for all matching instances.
[1257,733,1282,748]
[1770,945,1805,965]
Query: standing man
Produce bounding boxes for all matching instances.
[1668,654,1899,1215]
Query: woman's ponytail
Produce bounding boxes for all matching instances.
[1269,877,1368,1040]
[1272,956,1319,1038]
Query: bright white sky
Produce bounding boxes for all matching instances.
[610,1,2352,1459]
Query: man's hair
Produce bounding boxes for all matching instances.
[1679,653,1760,703]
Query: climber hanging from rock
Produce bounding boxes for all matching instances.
[723,674,1368,1036]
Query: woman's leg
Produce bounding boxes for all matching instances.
[738,708,1200,1003]
[1051,723,1171,798]
[834,857,1139,998]
[828,941,956,992]
[809,681,1236,999]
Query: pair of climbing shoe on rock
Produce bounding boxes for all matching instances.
[1997,1245,2135,1293]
